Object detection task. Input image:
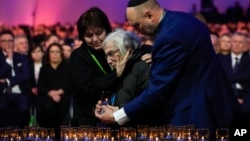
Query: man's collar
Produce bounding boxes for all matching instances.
[231,52,243,59]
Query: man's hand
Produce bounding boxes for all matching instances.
[107,105,119,112]
[95,103,116,124]
[141,53,152,64]
[5,46,13,60]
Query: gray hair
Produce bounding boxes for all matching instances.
[102,29,141,58]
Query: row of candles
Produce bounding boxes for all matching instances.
[61,125,229,141]
[0,126,54,141]
[0,125,229,141]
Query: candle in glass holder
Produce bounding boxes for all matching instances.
[129,136,132,140]
[45,135,52,141]
[17,136,21,141]
[176,136,184,141]
[34,134,41,141]
[219,136,228,141]
[102,98,109,105]
[149,135,153,140]
[187,136,192,141]
[101,91,112,105]
[64,135,69,141]
[216,128,229,141]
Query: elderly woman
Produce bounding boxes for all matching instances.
[102,29,163,126]
[70,7,152,127]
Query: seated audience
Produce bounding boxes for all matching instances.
[62,43,73,61]
[29,44,44,96]
[0,30,30,128]
[14,35,29,55]
[217,33,231,55]
[218,32,250,128]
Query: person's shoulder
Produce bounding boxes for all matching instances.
[168,10,186,14]
[70,45,87,60]
[167,10,194,18]
[0,49,4,56]
[14,52,27,58]
[242,52,250,57]
[71,45,85,55]
[217,53,231,61]
[217,53,226,57]
[13,52,29,61]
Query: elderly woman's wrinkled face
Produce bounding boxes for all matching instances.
[103,42,121,68]
[84,27,107,50]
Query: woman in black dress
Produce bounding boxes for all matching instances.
[37,43,71,140]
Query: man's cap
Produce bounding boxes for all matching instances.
[127,0,148,7]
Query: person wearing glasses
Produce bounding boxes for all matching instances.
[95,0,240,140]
[0,30,30,128]
[37,43,72,140]
[102,29,164,126]
[70,7,151,126]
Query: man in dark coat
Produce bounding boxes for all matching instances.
[0,30,30,128]
[95,0,240,139]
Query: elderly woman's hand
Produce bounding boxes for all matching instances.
[116,49,132,77]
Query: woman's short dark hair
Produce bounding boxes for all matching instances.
[77,7,112,42]
[28,43,45,63]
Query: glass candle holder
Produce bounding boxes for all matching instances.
[120,127,136,141]
[137,125,149,141]
[216,128,229,141]
[194,128,209,141]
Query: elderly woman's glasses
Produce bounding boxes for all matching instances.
[105,49,119,58]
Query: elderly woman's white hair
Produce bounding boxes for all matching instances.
[102,29,141,58]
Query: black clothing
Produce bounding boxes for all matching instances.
[115,49,150,107]
[37,61,72,140]
[70,43,119,126]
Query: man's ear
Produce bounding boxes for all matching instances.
[145,10,155,22]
